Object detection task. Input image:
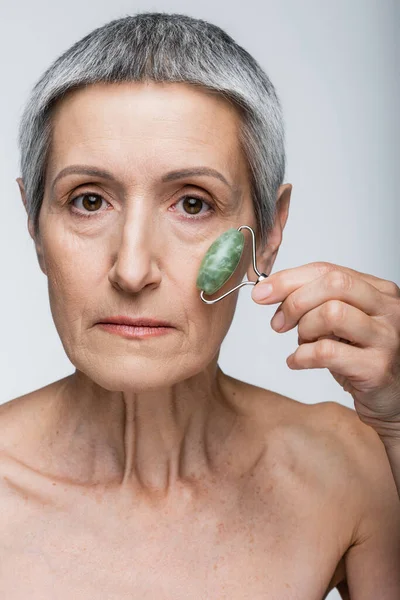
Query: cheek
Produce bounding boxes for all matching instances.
[180,232,246,341]
[187,285,238,352]
[42,231,99,327]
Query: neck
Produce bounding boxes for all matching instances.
[41,361,240,496]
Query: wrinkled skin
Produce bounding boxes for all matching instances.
[2,81,397,599]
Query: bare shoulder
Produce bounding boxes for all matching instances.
[226,373,399,528]
[314,400,400,510]
[233,379,400,595]
[224,374,356,483]
[318,401,400,544]
[311,404,400,596]
[230,373,396,481]
[248,379,400,527]
[0,377,70,459]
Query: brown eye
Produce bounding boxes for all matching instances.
[69,193,109,215]
[183,197,203,214]
[177,195,213,218]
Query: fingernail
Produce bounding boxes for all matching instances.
[252,283,273,302]
[271,310,285,331]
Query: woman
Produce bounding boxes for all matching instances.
[1,12,399,599]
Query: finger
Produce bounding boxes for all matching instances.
[253,262,400,305]
[311,263,399,296]
[328,264,400,298]
[297,300,386,348]
[270,269,385,333]
[287,338,370,377]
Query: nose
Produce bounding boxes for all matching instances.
[108,210,162,295]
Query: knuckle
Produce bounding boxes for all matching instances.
[379,320,400,349]
[384,280,400,297]
[297,319,304,337]
[313,262,333,277]
[315,338,337,360]
[288,292,305,316]
[322,300,345,323]
[297,320,308,341]
[325,270,353,293]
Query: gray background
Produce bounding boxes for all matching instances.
[1,2,399,598]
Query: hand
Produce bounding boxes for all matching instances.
[251,262,400,442]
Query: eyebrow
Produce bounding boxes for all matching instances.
[50,164,235,194]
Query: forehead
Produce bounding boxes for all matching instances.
[48,81,246,177]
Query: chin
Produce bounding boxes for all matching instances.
[69,354,208,393]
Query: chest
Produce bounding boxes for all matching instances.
[0,471,347,600]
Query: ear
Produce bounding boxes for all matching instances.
[246,183,292,282]
[16,177,47,276]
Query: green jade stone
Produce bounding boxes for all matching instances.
[196,228,245,295]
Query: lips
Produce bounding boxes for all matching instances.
[97,316,173,327]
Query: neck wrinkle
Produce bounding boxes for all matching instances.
[42,364,240,496]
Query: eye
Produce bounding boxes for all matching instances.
[68,193,109,217]
[173,195,214,220]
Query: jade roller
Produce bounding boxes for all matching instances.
[196,225,268,304]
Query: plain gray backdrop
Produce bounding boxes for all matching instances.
[1,2,399,598]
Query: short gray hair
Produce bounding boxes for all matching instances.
[18,12,286,249]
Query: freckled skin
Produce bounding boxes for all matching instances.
[6,82,350,597]
[0,378,352,599]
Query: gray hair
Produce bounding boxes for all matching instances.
[18,12,286,249]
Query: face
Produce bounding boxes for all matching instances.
[22,82,263,392]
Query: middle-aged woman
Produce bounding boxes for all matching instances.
[1,11,400,600]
